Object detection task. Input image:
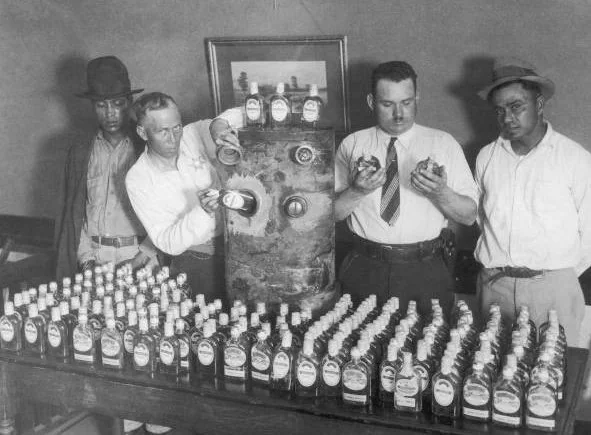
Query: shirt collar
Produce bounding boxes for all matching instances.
[375,123,416,149]
[94,129,131,150]
[498,121,555,155]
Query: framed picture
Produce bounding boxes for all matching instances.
[206,36,349,133]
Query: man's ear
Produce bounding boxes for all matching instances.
[136,125,148,141]
[536,94,545,115]
[367,93,375,111]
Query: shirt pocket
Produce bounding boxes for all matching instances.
[86,174,104,206]
[532,180,570,228]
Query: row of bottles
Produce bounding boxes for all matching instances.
[244,82,323,129]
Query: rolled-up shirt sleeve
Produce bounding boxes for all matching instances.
[126,165,216,256]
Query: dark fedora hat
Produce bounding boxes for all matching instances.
[77,56,143,100]
[478,57,555,101]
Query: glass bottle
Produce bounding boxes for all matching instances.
[492,367,523,428]
[47,306,69,360]
[413,339,434,412]
[394,351,422,412]
[270,330,295,395]
[321,339,344,400]
[301,84,323,128]
[123,310,139,367]
[24,303,46,356]
[133,317,157,374]
[379,340,401,404]
[431,356,461,421]
[159,322,180,376]
[60,301,76,350]
[175,318,191,374]
[189,313,205,369]
[114,302,127,333]
[295,337,320,399]
[101,317,124,370]
[251,329,273,386]
[245,81,266,127]
[72,311,97,366]
[526,367,557,431]
[0,302,22,353]
[224,325,250,383]
[462,361,492,422]
[196,321,222,379]
[342,347,371,408]
[269,82,291,128]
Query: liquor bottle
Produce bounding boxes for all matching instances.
[245,81,266,127]
[492,367,522,428]
[0,302,22,352]
[73,311,97,366]
[14,293,27,322]
[224,325,250,383]
[159,322,181,376]
[23,304,46,356]
[196,321,222,379]
[413,339,434,412]
[88,300,105,344]
[123,310,139,367]
[321,339,344,400]
[342,347,372,408]
[462,361,492,422]
[189,313,205,368]
[114,302,127,333]
[133,317,157,374]
[301,84,323,128]
[270,330,295,395]
[539,310,566,344]
[47,306,69,360]
[526,367,557,431]
[269,82,291,128]
[37,298,51,325]
[379,340,401,404]
[394,351,422,412]
[60,301,77,350]
[431,356,461,421]
[101,317,124,370]
[175,318,191,374]
[251,329,272,386]
[295,337,320,399]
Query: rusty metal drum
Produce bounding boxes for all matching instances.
[223,128,336,315]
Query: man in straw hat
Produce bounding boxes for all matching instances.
[56,56,158,279]
[474,57,591,345]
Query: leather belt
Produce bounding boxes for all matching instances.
[91,235,145,248]
[353,234,442,264]
[494,266,544,278]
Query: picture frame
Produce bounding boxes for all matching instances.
[206,36,350,134]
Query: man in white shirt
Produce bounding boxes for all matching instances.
[126,92,224,302]
[475,57,591,345]
[335,61,478,313]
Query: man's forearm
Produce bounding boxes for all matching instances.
[335,187,368,221]
[433,187,477,226]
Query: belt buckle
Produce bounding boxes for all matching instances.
[113,238,121,248]
[380,244,392,262]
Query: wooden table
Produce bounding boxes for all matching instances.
[0,347,586,435]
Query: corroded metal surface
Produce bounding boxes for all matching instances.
[225,129,336,315]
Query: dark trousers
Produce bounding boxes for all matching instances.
[338,249,454,316]
[171,251,226,305]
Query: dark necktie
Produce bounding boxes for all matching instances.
[380,137,400,225]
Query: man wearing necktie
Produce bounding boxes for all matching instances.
[335,61,478,314]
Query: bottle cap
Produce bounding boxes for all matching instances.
[213,299,222,311]
[195,294,205,306]
[164,322,174,337]
[4,301,14,316]
[128,310,138,326]
[194,313,204,327]
[276,82,285,94]
[106,318,116,329]
[219,313,229,326]
[78,312,88,324]
[256,301,266,315]
[139,317,148,332]
[257,329,267,341]
[309,84,318,96]
[250,312,260,327]
[50,306,61,322]
[280,303,289,317]
[281,330,292,348]
[175,318,185,332]
[249,81,259,94]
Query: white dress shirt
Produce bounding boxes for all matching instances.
[474,123,591,275]
[336,124,478,244]
[126,121,222,256]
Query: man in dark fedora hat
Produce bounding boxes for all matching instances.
[56,55,158,280]
[474,57,591,345]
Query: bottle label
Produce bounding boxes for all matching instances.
[271,100,289,122]
[322,360,341,387]
[463,407,490,419]
[414,365,430,392]
[493,412,521,426]
[0,319,14,342]
[395,377,420,397]
[24,320,38,344]
[526,415,555,429]
[395,395,416,408]
[134,343,150,367]
[297,360,317,387]
[160,341,175,365]
[494,391,521,413]
[245,99,262,121]
[115,319,126,333]
[251,348,270,371]
[47,324,62,348]
[179,339,189,358]
[272,351,290,379]
[197,341,215,366]
[380,366,396,393]
[463,382,490,406]
[252,371,270,382]
[527,389,556,417]
[343,368,368,392]
[343,392,367,404]
[433,379,455,406]
[225,346,247,368]
[123,330,135,353]
[73,329,92,352]
[302,100,320,122]
[102,336,121,357]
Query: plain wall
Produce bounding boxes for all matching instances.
[1,0,591,235]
